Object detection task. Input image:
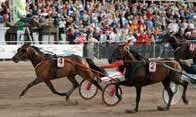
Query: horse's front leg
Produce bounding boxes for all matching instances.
[181,81,189,104]
[19,78,42,98]
[126,84,142,113]
[135,85,142,112]
[44,80,67,96]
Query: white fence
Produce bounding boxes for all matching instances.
[0,44,83,59]
[1,40,196,59]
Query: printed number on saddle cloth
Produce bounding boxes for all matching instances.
[57,58,64,67]
[189,43,196,51]
[149,62,156,72]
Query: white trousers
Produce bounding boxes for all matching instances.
[181,74,196,84]
[32,32,39,44]
[17,30,25,44]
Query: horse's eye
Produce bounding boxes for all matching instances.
[21,49,26,53]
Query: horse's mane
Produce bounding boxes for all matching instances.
[31,46,43,54]
[31,46,57,58]
[162,33,188,51]
[129,50,144,61]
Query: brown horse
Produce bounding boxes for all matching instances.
[12,43,106,101]
[109,44,189,112]
[162,33,196,62]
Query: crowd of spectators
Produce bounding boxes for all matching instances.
[0,0,195,45]
[0,0,9,25]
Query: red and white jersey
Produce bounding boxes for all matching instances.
[101,60,125,75]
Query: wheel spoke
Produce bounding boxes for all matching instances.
[102,83,122,106]
[162,82,183,105]
[79,80,98,100]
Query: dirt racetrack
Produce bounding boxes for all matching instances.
[0,61,196,117]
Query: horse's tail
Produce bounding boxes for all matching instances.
[86,58,106,77]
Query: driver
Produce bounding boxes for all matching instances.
[180,59,196,83]
[100,39,133,82]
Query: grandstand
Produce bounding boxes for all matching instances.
[0,0,195,60]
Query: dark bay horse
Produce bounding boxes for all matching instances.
[12,43,106,101]
[109,44,189,112]
[162,33,196,62]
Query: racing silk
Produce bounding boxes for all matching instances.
[101,60,125,75]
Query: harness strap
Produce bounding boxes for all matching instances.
[162,63,194,79]
[34,54,52,70]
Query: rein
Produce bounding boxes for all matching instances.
[125,50,187,78]
[29,47,48,70]
[162,63,194,80]
[34,61,45,70]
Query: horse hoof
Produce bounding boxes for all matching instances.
[183,100,189,105]
[157,106,167,111]
[65,96,70,102]
[19,96,23,99]
[116,94,122,101]
[64,100,79,106]
[134,108,138,112]
[69,100,78,105]
[125,109,136,113]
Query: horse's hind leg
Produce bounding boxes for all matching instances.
[44,80,67,96]
[91,80,103,91]
[174,80,189,104]
[19,78,42,98]
[81,72,103,91]
[181,81,189,104]
[66,75,79,101]
[159,80,174,111]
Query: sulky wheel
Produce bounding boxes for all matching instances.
[102,83,122,106]
[162,81,183,105]
[79,80,98,100]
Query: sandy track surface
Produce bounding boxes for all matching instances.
[0,61,196,117]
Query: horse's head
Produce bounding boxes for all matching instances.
[12,43,43,63]
[108,45,127,63]
[108,45,136,64]
[162,33,182,50]
[12,43,32,63]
